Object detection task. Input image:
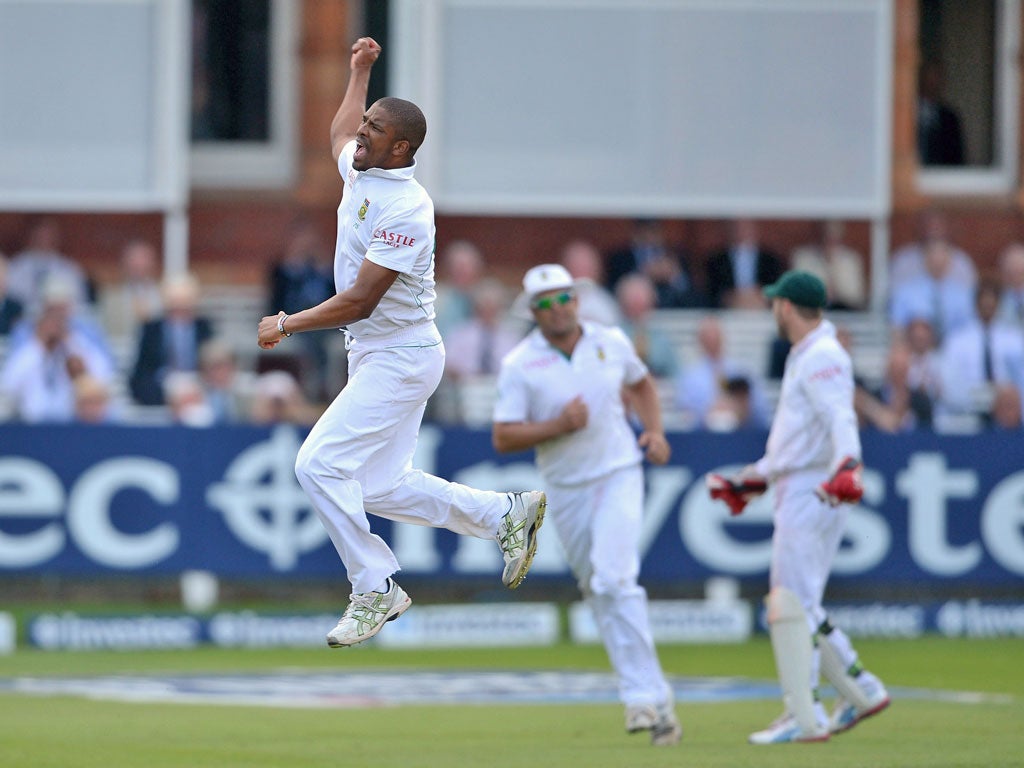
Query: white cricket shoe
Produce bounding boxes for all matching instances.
[625,703,682,746]
[748,706,830,745]
[830,672,891,734]
[651,706,683,746]
[326,578,411,648]
[497,491,546,589]
[625,704,658,733]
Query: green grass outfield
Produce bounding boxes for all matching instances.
[0,637,1021,768]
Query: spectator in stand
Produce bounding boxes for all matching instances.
[991,384,1023,429]
[675,315,770,430]
[269,220,335,313]
[705,219,786,309]
[889,235,975,343]
[917,60,965,167]
[434,240,485,338]
[0,281,115,423]
[129,273,214,405]
[791,221,867,310]
[0,254,24,335]
[605,219,703,308]
[560,239,622,327]
[248,369,319,427]
[847,328,933,434]
[7,217,91,317]
[9,270,115,356]
[939,279,1024,428]
[904,317,944,416]
[889,210,975,294]
[267,220,336,400]
[73,374,118,425]
[100,239,164,342]
[615,273,679,379]
[704,375,759,432]
[853,340,914,433]
[433,278,523,425]
[443,278,522,381]
[997,243,1024,328]
[198,338,248,424]
[164,371,215,427]
[6,274,115,370]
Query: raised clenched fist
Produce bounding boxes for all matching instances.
[351,37,381,69]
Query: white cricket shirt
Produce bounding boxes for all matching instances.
[494,322,648,485]
[755,320,861,479]
[334,140,436,338]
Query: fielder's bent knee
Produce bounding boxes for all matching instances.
[293,441,316,485]
[294,443,345,490]
[765,586,805,625]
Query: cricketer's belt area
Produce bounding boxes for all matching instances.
[344,318,437,346]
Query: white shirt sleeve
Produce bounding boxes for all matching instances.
[493,356,530,423]
[363,198,433,275]
[607,326,649,385]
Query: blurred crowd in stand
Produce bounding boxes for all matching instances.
[0,217,323,428]
[2,210,1023,432]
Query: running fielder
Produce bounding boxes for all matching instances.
[707,270,890,744]
[257,37,545,648]
[492,264,682,746]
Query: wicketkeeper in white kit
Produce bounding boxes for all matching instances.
[707,270,890,744]
[492,264,682,746]
[258,37,545,647]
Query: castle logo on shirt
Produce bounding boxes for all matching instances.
[808,365,842,382]
[373,229,416,248]
[357,199,370,221]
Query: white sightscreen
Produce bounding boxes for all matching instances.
[392,0,893,218]
[0,0,188,211]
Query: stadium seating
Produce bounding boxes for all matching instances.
[65,283,893,428]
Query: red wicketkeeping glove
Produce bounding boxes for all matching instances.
[815,457,864,506]
[706,473,768,516]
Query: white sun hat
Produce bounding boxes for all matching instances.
[510,263,579,319]
[522,263,575,298]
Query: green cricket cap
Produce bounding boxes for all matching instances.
[763,270,827,309]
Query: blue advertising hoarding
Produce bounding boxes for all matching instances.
[1,424,1022,586]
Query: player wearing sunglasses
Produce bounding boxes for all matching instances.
[492,264,682,746]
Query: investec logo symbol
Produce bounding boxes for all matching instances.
[206,427,326,570]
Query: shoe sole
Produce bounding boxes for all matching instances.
[831,696,891,735]
[749,732,831,745]
[505,494,546,590]
[326,594,412,648]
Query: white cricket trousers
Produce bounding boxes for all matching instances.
[546,464,673,708]
[770,468,862,675]
[294,322,510,594]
